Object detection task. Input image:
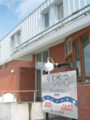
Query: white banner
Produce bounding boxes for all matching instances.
[42,70,78,119]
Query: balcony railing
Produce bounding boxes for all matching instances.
[12,4,90,55]
[0,90,41,103]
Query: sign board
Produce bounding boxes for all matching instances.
[42,70,78,119]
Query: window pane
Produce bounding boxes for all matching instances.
[17,32,21,45]
[58,3,63,20]
[82,35,90,80]
[37,54,42,62]
[11,36,15,49]
[65,44,68,57]
[37,70,41,97]
[68,40,72,54]
[75,40,81,77]
[69,56,72,65]
[45,13,49,28]
[43,51,48,63]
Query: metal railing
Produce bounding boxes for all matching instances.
[12,4,90,55]
[0,90,41,103]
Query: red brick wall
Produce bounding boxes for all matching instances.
[19,67,35,101]
[77,85,90,120]
[0,60,35,101]
[49,42,65,73]
[49,42,90,120]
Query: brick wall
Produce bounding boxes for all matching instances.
[19,67,35,101]
[0,60,35,101]
[49,42,65,73]
[49,41,90,120]
[77,85,90,120]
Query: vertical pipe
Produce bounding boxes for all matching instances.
[34,91,36,102]
[46,113,49,120]
[2,92,3,102]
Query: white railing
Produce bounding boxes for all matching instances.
[0,90,41,103]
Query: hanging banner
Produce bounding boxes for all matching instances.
[42,70,78,119]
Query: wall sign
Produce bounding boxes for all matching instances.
[42,70,78,119]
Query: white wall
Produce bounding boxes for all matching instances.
[0,0,89,64]
[0,102,46,120]
[0,104,11,120]
[11,104,29,120]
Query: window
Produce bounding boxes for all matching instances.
[65,31,90,83]
[36,51,48,99]
[44,12,49,28]
[43,51,48,63]
[57,3,63,20]
[72,30,90,82]
[17,32,21,45]
[11,30,21,49]
[74,40,81,78]
[37,53,42,62]
[35,50,48,70]
[65,28,90,83]
[11,36,15,49]
[37,70,41,98]
[82,35,90,81]
[65,37,72,70]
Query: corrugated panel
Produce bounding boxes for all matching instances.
[74,0,79,11]
[69,0,74,14]
[63,0,69,17]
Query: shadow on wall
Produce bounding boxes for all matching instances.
[0,93,16,102]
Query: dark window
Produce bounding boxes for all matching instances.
[58,3,63,20]
[37,70,41,98]
[82,35,90,81]
[45,12,49,28]
[74,40,81,77]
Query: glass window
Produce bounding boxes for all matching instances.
[44,12,49,28]
[82,35,90,80]
[11,36,15,49]
[65,38,72,71]
[11,30,21,49]
[43,51,48,63]
[68,40,72,54]
[58,3,63,20]
[17,32,21,45]
[37,70,41,98]
[37,54,42,62]
[36,51,48,99]
[65,38,72,58]
[74,40,81,77]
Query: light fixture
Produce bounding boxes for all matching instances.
[44,57,54,72]
[44,57,72,72]
[11,70,14,73]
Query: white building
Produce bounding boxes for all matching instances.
[0,0,90,120]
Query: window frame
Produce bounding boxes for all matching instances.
[65,28,90,83]
[57,2,64,21]
[65,37,72,71]
[35,50,49,99]
[72,28,90,82]
[44,12,49,29]
[11,30,21,50]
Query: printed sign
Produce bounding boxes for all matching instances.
[42,70,78,119]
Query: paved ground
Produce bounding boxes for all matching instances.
[40,117,67,120]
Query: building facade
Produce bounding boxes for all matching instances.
[0,0,90,120]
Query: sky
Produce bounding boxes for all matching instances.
[0,0,45,40]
